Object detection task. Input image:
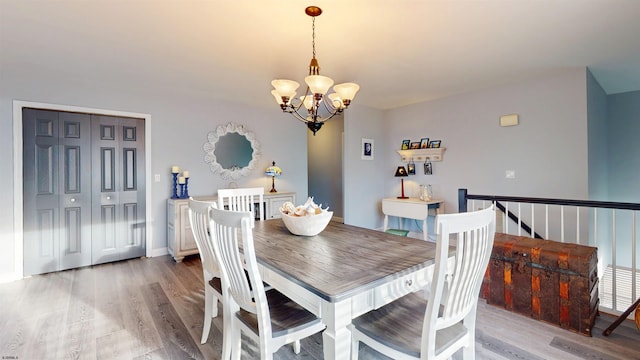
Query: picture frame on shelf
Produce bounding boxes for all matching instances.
[401,139,410,150]
[410,142,420,149]
[420,137,430,149]
[429,140,442,148]
[362,138,374,160]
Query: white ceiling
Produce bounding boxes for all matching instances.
[2,0,640,110]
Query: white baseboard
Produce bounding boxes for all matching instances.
[149,247,169,258]
[0,272,21,284]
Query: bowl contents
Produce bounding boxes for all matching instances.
[280,197,329,217]
[279,197,333,236]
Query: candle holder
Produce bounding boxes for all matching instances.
[181,177,190,199]
[171,172,179,199]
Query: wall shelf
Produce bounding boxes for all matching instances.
[396,148,446,162]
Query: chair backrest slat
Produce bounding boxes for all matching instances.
[188,198,219,278]
[218,187,265,221]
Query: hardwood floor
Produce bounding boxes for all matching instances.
[1,255,638,359]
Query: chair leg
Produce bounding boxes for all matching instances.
[462,343,474,359]
[231,316,242,360]
[201,286,216,344]
[293,339,301,354]
[351,337,359,359]
[221,304,232,360]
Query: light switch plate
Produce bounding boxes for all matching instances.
[154,174,161,182]
[505,170,515,179]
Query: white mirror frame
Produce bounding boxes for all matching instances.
[203,122,261,180]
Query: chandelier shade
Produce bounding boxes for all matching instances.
[271,6,360,135]
[305,75,334,95]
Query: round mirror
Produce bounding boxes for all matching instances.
[203,123,261,180]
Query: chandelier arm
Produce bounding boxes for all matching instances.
[317,108,341,123]
[320,97,339,114]
[286,107,313,123]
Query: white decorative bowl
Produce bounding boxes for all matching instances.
[280,210,333,236]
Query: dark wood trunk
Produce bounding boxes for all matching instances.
[481,233,599,336]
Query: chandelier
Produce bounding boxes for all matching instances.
[271,6,360,135]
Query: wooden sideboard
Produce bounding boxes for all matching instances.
[167,191,296,262]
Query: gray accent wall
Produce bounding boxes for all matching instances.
[587,69,609,201]
[308,115,344,219]
[608,90,640,203]
[607,89,640,268]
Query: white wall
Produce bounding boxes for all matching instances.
[383,68,590,218]
[0,65,606,281]
[343,105,387,229]
[0,72,309,280]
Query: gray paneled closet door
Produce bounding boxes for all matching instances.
[91,115,146,265]
[23,109,93,275]
[23,109,146,276]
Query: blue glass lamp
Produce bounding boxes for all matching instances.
[265,161,282,193]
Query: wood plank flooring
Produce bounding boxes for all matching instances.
[1,255,638,359]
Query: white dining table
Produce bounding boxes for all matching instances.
[251,219,447,360]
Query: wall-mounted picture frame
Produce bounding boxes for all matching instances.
[420,137,430,149]
[407,159,416,175]
[424,161,433,175]
[401,139,410,150]
[429,140,442,148]
[410,142,420,149]
[362,138,374,160]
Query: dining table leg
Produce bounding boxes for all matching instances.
[321,299,352,360]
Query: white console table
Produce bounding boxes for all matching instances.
[382,197,444,241]
[167,191,296,262]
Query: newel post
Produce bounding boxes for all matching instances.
[458,188,468,213]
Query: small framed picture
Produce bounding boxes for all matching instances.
[407,161,416,175]
[401,139,410,150]
[424,161,433,175]
[429,140,441,148]
[420,138,430,149]
[410,142,420,149]
[361,138,374,160]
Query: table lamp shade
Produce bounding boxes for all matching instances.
[395,166,408,177]
[266,161,282,193]
[265,162,282,177]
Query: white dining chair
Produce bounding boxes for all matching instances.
[187,198,224,344]
[208,204,326,360]
[350,206,496,360]
[217,187,265,222]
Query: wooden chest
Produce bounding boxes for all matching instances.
[481,233,599,336]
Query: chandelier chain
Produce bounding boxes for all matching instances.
[312,17,316,59]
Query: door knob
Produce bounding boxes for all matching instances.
[106,196,112,200]
[70,198,76,203]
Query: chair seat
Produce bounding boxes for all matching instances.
[236,289,323,338]
[211,271,272,293]
[208,277,223,293]
[351,292,467,358]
